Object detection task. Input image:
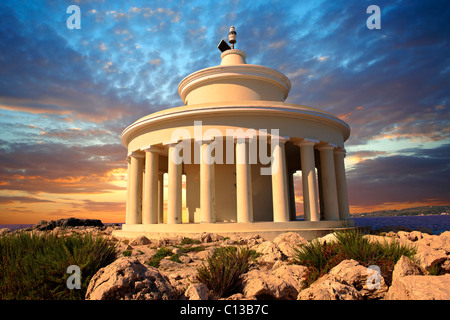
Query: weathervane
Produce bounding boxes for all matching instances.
[217,26,237,52]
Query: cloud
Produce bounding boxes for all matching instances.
[0,196,55,205]
[346,144,450,207]
[0,140,126,195]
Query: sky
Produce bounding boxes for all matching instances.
[0,0,449,224]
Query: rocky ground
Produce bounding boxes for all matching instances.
[1,219,449,300]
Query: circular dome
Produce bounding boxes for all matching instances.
[178,49,291,105]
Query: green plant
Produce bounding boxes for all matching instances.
[180,237,201,245]
[146,247,173,268]
[0,231,116,300]
[170,253,181,263]
[293,229,418,288]
[196,246,258,298]
[122,250,132,257]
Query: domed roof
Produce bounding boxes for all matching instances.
[178,49,291,106]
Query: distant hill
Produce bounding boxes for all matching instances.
[353,205,450,217]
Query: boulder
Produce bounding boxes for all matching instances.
[297,274,362,300]
[0,228,11,236]
[130,235,151,246]
[198,232,224,243]
[386,274,450,300]
[317,232,339,245]
[415,243,448,270]
[272,232,307,258]
[271,264,308,292]
[31,218,104,231]
[298,259,388,300]
[391,256,424,285]
[85,257,177,300]
[327,259,388,299]
[242,269,297,300]
[253,241,283,263]
[185,283,210,300]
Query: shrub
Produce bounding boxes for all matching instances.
[0,231,117,300]
[196,246,259,298]
[293,229,418,288]
[146,247,173,268]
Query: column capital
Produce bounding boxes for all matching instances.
[334,148,347,156]
[128,150,145,159]
[141,145,164,154]
[316,142,338,151]
[293,138,320,147]
[268,135,290,145]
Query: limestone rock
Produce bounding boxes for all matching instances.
[130,235,151,246]
[297,274,363,300]
[242,269,297,300]
[317,232,339,245]
[415,243,448,270]
[198,232,224,243]
[386,274,450,300]
[272,232,308,258]
[253,241,283,263]
[85,257,177,300]
[391,256,424,285]
[298,259,388,300]
[327,259,388,299]
[271,264,308,292]
[0,228,11,236]
[185,283,210,300]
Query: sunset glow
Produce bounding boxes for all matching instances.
[0,0,449,224]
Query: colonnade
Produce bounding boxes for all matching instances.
[125,138,350,225]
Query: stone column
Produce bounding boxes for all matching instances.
[271,139,290,222]
[142,147,160,224]
[200,141,215,223]
[297,139,320,222]
[128,151,144,224]
[167,143,182,224]
[317,143,340,221]
[158,172,164,223]
[334,148,351,220]
[236,138,253,223]
[125,157,131,224]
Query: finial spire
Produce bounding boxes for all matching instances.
[228,26,236,49]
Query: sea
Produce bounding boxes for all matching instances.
[1,215,449,235]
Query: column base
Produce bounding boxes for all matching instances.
[114,220,355,241]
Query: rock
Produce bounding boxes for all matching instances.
[225,293,248,300]
[242,269,297,300]
[0,228,11,236]
[253,241,283,263]
[327,259,388,299]
[297,274,363,300]
[273,232,307,257]
[272,264,308,292]
[386,274,450,300]
[391,256,424,285]
[240,234,265,247]
[172,248,182,255]
[198,232,224,243]
[85,257,177,300]
[130,235,151,246]
[185,283,210,300]
[415,243,448,270]
[298,259,388,300]
[58,218,104,228]
[31,218,104,231]
[317,232,339,245]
